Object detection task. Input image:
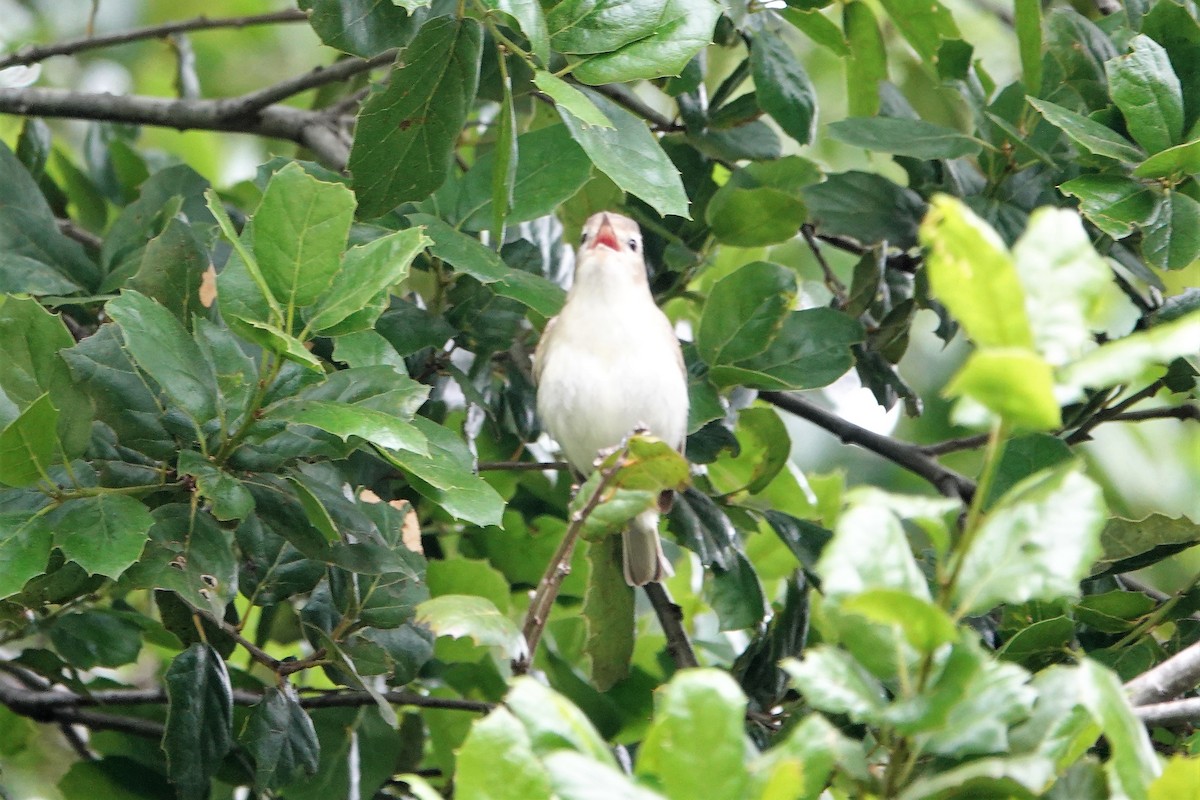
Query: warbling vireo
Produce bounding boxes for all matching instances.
[534,212,689,586]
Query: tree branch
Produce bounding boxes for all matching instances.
[0,87,349,168]
[1125,638,1200,705]
[0,10,309,70]
[216,49,397,118]
[477,460,569,472]
[644,582,699,670]
[1132,697,1200,727]
[760,391,976,503]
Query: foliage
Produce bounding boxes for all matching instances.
[1,0,1199,799]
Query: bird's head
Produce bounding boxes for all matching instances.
[574,211,648,290]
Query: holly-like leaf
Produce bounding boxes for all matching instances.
[750,32,818,145]
[1106,35,1184,155]
[163,644,233,800]
[241,687,321,791]
[51,494,155,579]
[415,594,527,660]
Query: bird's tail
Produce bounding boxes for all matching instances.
[622,510,673,587]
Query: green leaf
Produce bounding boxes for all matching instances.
[707,308,864,391]
[710,551,768,631]
[1058,175,1158,239]
[779,8,850,56]
[954,465,1105,616]
[532,71,612,127]
[456,709,554,800]
[707,407,791,496]
[558,87,690,219]
[921,195,1034,349]
[124,504,238,618]
[1059,311,1200,393]
[415,595,526,659]
[163,644,233,800]
[697,261,797,366]
[986,433,1073,509]
[827,117,982,160]
[177,451,254,522]
[1106,34,1184,154]
[544,751,666,800]
[704,157,820,246]
[840,590,958,653]
[803,171,926,247]
[0,393,59,487]
[50,494,154,580]
[0,512,52,599]
[241,686,320,791]
[238,318,325,372]
[878,0,959,62]
[106,290,219,424]
[897,755,1057,799]
[350,18,483,216]
[482,0,551,64]
[1150,757,1200,800]
[253,163,355,313]
[455,124,593,233]
[749,714,854,800]
[547,0,661,54]
[59,757,175,800]
[1014,0,1042,94]
[1093,513,1200,578]
[49,609,143,669]
[582,535,634,690]
[125,218,209,325]
[1076,660,1159,798]
[750,32,818,145]
[818,501,930,600]
[637,670,750,800]
[945,348,1062,431]
[1133,137,1200,179]
[0,140,99,293]
[270,399,427,455]
[783,649,887,723]
[299,0,423,57]
[570,0,721,85]
[843,1,887,117]
[409,213,565,316]
[1142,191,1200,270]
[490,61,517,245]
[1012,207,1134,365]
[505,677,613,763]
[1027,97,1144,163]
[0,296,93,460]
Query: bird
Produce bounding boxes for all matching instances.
[534,211,690,586]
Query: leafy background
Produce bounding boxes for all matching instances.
[1,0,1200,798]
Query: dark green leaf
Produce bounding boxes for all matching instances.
[570,0,721,85]
[1134,138,1200,180]
[455,125,592,233]
[51,494,155,579]
[177,450,255,522]
[59,757,174,800]
[482,0,551,64]
[827,117,982,159]
[49,609,143,669]
[582,535,634,690]
[1092,513,1200,578]
[1106,34,1184,154]
[803,171,926,247]
[270,399,427,455]
[697,261,796,365]
[299,0,425,57]
[710,551,767,631]
[558,88,690,219]
[1058,175,1158,238]
[985,433,1073,509]
[106,290,219,425]
[704,157,820,246]
[1027,97,1144,163]
[750,32,817,145]
[1142,191,1200,270]
[0,512,52,599]
[241,687,320,790]
[125,219,209,325]
[163,644,233,800]
[0,393,59,487]
[351,18,482,216]
[707,308,864,391]
[547,0,661,54]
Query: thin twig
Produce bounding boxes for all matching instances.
[216,50,396,119]
[760,391,976,502]
[56,218,102,249]
[644,582,699,670]
[514,446,629,674]
[1065,380,1165,445]
[801,224,848,307]
[919,432,990,456]
[586,82,680,131]
[1111,404,1200,424]
[0,10,309,70]
[0,87,349,167]
[814,232,924,274]
[477,460,569,472]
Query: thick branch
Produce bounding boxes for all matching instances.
[0,87,349,167]
[760,391,976,503]
[1125,639,1200,706]
[218,49,396,118]
[1132,697,1200,727]
[0,10,309,70]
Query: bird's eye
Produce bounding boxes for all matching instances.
[580,231,589,244]
[628,238,639,252]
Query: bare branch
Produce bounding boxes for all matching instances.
[477,460,569,472]
[644,582,699,670]
[800,224,848,307]
[760,391,976,503]
[586,82,681,131]
[1065,379,1166,445]
[217,50,397,118]
[0,10,309,71]
[0,87,349,168]
[1126,638,1200,705]
[1132,697,1200,727]
[56,218,102,249]
[919,432,990,457]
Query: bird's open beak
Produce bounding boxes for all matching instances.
[593,214,620,251]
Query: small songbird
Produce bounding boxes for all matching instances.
[534,211,689,586]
